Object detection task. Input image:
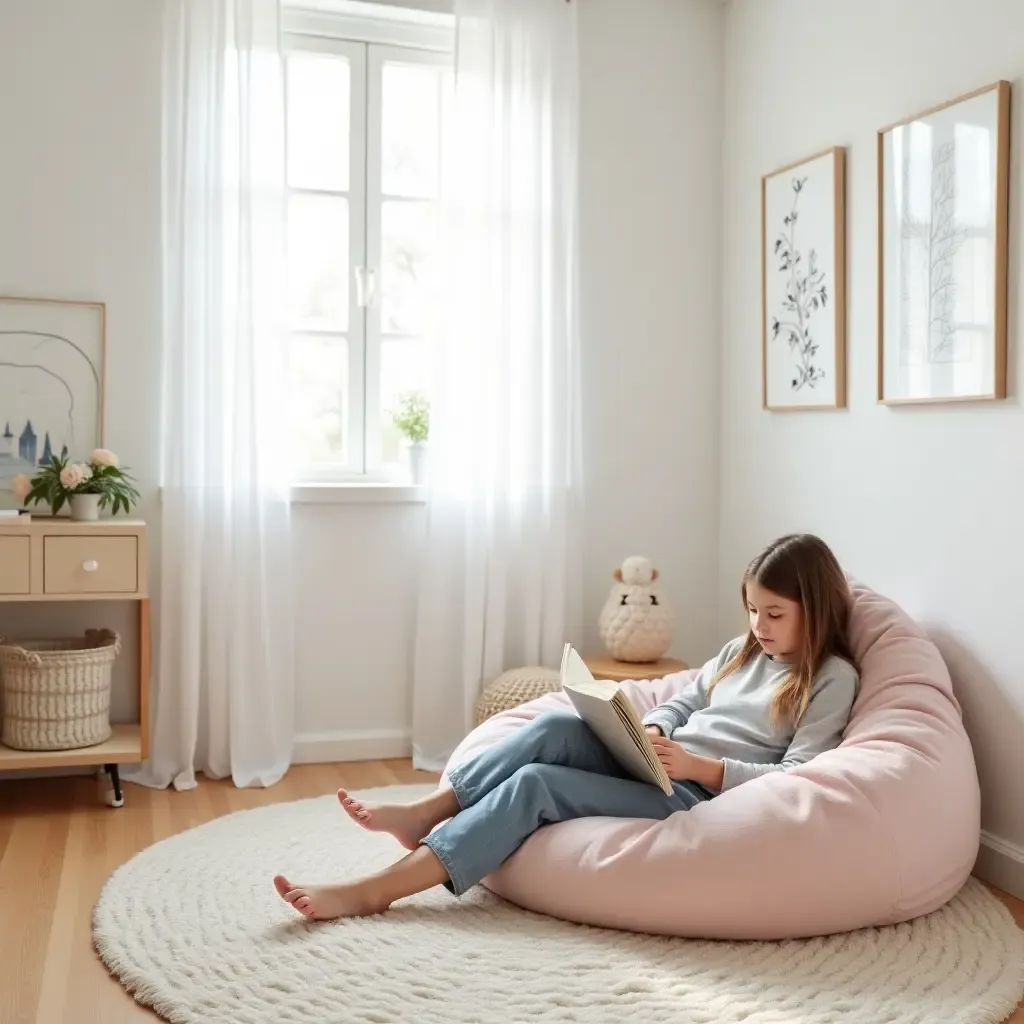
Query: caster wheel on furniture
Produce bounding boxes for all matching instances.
[101,787,125,808]
[103,763,124,808]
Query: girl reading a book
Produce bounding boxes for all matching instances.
[274,533,859,920]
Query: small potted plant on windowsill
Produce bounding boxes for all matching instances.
[391,391,430,485]
[11,449,141,521]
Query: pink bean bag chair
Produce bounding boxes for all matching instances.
[442,581,981,939]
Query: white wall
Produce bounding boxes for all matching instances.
[720,0,1024,890]
[578,0,724,665]
[0,0,725,769]
[291,497,426,759]
[0,0,163,487]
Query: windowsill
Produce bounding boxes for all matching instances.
[290,481,427,505]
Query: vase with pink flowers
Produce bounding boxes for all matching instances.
[11,449,141,521]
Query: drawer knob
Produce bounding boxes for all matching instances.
[83,560,99,572]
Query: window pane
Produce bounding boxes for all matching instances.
[381,200,438,335]
[380,338,431,464]
[288,194,348,331]
[290,334,348,465]
[382,62,440,198]
[286,52,350,191]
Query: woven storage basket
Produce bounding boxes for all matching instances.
[0,629,121,751]
[474,666,562,726]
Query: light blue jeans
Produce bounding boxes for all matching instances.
[420,711,713,895]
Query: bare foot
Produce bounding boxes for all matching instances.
[337,789,434,851]
[273,874,388,921]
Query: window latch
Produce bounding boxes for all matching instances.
[354,266,377,308]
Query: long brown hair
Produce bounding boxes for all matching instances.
[708,534,855,728]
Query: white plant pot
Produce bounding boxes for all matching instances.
[70,493,101,521]
[407,442,428,485]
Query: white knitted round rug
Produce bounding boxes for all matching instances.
[93,784,1024,1024]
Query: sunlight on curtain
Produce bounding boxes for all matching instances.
[411,0,583,770]
[130,0,295,791]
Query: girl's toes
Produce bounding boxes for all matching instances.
[296,896,311,912]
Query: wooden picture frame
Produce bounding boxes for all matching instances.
[0,295,107,503]
[877,81,1011,404]
[761,146,846,411]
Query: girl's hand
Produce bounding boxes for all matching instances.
[650,736,697,781]
[644,725,662,738]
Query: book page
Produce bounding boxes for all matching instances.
[560,646,614,693]
[560,645,673,796]
[611,695,673,792]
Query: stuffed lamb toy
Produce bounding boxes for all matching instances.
[598,555,674,663]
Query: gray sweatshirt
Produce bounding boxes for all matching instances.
[641,637,859,792]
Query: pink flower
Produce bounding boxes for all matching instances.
[10,474,31,503]
[60,464,89,491]
[89,448,119,468]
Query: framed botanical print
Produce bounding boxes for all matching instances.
[877,81,1010,404]
[762,146,846,411]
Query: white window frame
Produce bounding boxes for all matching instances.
[364,43,450,473]
[284,34,367,480]
[285,2,454,52]
[283,4,453,485]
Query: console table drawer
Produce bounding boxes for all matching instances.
[0,536,31,594]
[44,536,139,594]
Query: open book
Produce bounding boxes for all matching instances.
[560,644,674,796]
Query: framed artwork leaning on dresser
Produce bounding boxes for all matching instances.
[0,295,106,507]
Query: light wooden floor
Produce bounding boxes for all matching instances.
[1,760,1021,1024]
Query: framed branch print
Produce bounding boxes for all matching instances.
[0,295,106,505]
[878,81,1010,404]
[762,146,846,411]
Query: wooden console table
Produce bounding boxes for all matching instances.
[0,518,149,806]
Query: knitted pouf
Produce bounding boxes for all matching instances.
[474,666,562,726]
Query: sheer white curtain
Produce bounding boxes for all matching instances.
[131,0,294,790]
[411,0,583,771]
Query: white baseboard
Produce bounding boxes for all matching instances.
[973,830,1024,900]
[292,727,412,765]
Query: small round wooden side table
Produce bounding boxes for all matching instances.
[582,655,689,682]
